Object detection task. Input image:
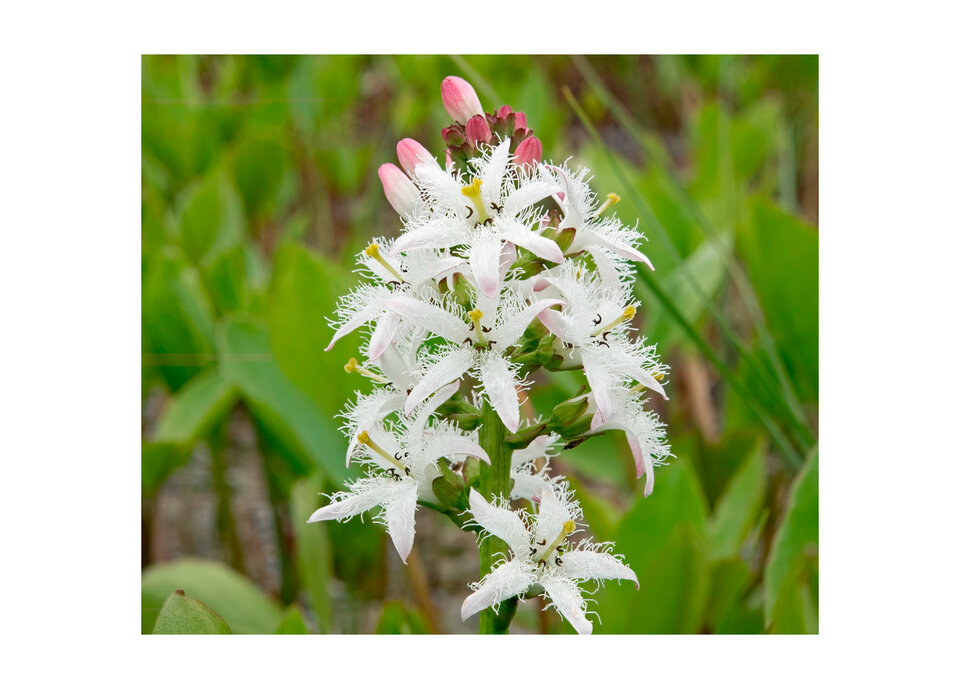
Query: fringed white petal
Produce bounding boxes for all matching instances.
[467,488,531,555]
[537,308,580,344]
[540,573,592,635]
[307,479,393,523]
[558,549,638,587]
[382,481,419,563]
[366,310,402,362]
[404,347,475,415]
[500,219,563,264]
[477,351,521,433]
[495,298,565,348]
[460,558,536,621]
[469,233,504,298]
[385,294,470,343]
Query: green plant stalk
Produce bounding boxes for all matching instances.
[569,58,814,449]
[209,424,245,574]
[477,400,517,633]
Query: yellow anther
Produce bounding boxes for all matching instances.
[357,430,408,473]
[538,520,577,564]
[590,305,638,337]
[596,192,621,216]
[344,358,389,383]
[467,308,487,344]
[653,372,665,381]
[365,242,404,283]
[461,179,488,223]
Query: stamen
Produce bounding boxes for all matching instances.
[468,309,487,345]
[364,242,405,283]
[537,520,576,564]
[461,179,489,224]
[590,305,636,337]
[595,192,621,216]
[344,357,389,383]
[357,430,408,474]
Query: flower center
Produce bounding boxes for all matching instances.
[536,520,576,564]
[357,430,410,475]
[467,308,487,346]
[461,179,490,224]
[590,305,636,337]
[344,357,389,383]
[364,242,405,284]
[595,192,621,217]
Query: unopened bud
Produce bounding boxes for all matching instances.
[497,104,514,118]
[396,138,439,177]
[514,136,542,169]
[465,114,493,147]
[441,76,484,123]
[513,112,527,131]
[377,163,419,218]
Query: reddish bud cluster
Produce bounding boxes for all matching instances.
[443,104,538,170]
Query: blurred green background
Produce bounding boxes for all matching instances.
[141,55,818,634]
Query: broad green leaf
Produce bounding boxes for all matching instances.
[706,559,764,634]
[291,477,333,632]
[152,589,231,634]
[142,253,216,391]
[374,601,429,634]
[231,132,289,220]
[153,368,237,446]
[275,606,310,634]
[738,198,819,401]
[643,233,732,352]
[764,446,818,629]
[142,441,190,498]
[595,461,710,633]
[768,557,819,634]
[708,439,767,561]
[176,170,244,266]
[268,243,361,418]
[201,243,248,316]
[216,316,347,483]
[142,558,282,634]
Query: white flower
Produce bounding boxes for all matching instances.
[390,139,563,298]
[308,384,489,563]
[461,486,637,634]
[534,261,668,421]
[385,288,564,432]
[510,433,563,501]
[589,385,672,497]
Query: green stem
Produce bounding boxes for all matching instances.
[477,400,517,633]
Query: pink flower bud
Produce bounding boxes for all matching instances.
[497,105,513,118]
[441,76,484,123]
[514,136,543,168]
[465,115,492,147]
[378,163,419,218]
[396,138,439,177]
[513,112,527,131]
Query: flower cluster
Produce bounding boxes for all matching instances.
[310,76,671,634]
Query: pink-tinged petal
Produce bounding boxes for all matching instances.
[537,308,579,344]
[404,348,475,415]
[383,482,418,563]
[532,277,551,292]
[385,294,470,343]
[497,104,513,118]
[441,76,484,123]
[465,114,493,147]
[396,138,439,176]
[469,234,503,298]
[514,136,542,169]
[366,310,402,362]
[467,489,532,556]
[501,224,563,265]
[557,550,638,588]
[541,574,592,634]
[513,112,527,131]
[378,163,419,218]
[477,352,521,433]
[496,298,565,347]
[498,243,517,284]
[461,558,536,621]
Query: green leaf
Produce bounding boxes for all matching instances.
[142,559,281,634]
[705,559,763,634]
[216,316,347,483]
[142,441,190,498]
[176,170,245,265]
[595,461,710,633]
[707,439,767,561]
[153,368,237,446]
[201,243,248,315]
[739,198,819,401]
[268,243,362,418]
[290,477,333,632]
[142,253,216,391]
[275,606,310,634]
[374,601,429,634]
[231,132,289,220]
[764,446,818,629]
[152,589,232,634]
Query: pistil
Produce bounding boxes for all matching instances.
[357,430,408,474]
[344,357,389,383]
[595,192,621,216]
[591,305,636,337]
[461,179,489,224]
[537,520,576,563]
[468,308,487,346]
[364,242,405,283]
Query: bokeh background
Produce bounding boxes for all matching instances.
[141,55,818,634]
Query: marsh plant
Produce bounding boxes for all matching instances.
[312,76,671,634]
